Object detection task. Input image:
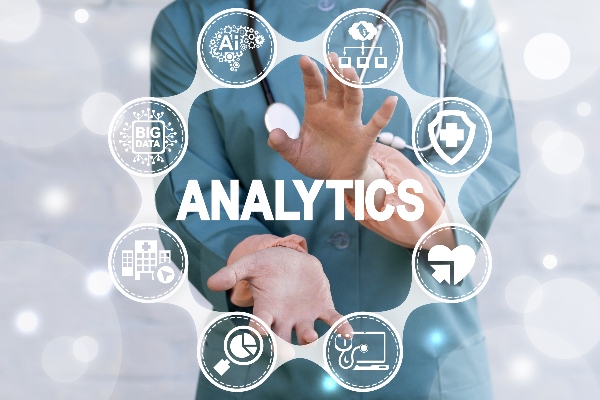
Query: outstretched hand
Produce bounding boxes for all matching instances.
[207,247,353,344]
[268,54,397,182]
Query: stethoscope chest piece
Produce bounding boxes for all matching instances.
[264,102,301,139]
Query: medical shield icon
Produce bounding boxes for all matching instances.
[428,110,476,165]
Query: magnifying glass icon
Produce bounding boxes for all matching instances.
[213,325,264,376]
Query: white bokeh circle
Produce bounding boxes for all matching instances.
[577,102,591,117]
[531,120,561,150]
[0,0,41,43]
[87,270,113,296]
[464,2,600,101]
[42,336,87,382]
[525,278,600,359]
[508,354,536,382]
[16,310,39,334]
[0,15,101,148]
[130,44,152,73]
[40,186,70,217]
[476,325,600,399]
[505,275,543,313]
[82,92,122,135]
[0,241,122,398]
[541,131,584,174]
[524,33,571,80]
[543,255,558,270]
[73,336,99,363]
[525,159,591,217]
[74,9,89,24]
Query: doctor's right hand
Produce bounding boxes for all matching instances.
[268,54,397,183]
[207,246,352,344]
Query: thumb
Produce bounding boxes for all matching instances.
[207,256,254,292]
[268,128,301,164]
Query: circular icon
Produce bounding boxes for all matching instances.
[224,326,264,365]
[412,223,492,303]
[108,97,188,176]
[197,8,277,88]
[156,265,175,284]
[198,313,277,392]
[108,223,188,303]
[412,97,492,177]
[323,8,403,88]
[323,312,402,392]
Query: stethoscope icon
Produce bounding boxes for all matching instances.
[335,334,369,370]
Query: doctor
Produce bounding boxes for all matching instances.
[151,0,519,398]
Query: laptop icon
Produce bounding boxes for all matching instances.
[335,332,390,371]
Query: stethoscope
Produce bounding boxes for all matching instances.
[248,0,448,151]
[335,334,368,370]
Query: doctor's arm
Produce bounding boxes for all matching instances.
[151,6,350,344]
[269,55,455,248]
[350,0,520,248]
[415,0,520,247]
[270,1,520,249]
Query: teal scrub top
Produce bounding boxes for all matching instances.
[151,0,520,398]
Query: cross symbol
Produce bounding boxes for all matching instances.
[141,242,151,251]
[439,123,464,148]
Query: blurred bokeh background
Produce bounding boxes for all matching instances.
[1,0,599,398]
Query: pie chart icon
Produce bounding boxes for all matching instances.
[224,326,263,366]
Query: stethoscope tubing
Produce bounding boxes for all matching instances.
[248,0,449,152]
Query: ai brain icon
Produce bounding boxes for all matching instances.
[198,9,276,87]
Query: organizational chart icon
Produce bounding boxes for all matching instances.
[198,8,277,87]
[412,223,492,303]
[198,313,277,392]
[413,97,492,177]
[324,8,403,87]
[323,312,402,392]
[108,223,187,303]
[108,97,187,176]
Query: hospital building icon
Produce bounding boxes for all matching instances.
[121,240,171,281]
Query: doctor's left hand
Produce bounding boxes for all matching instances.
[206,246,352,344]
[268,54,397,182]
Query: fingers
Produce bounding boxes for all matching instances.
[206,256,253,292]
[273,321,293,343]
[299,55,325,105]
[343,67,364,117]
[326,53,345,109]
[268,128,301,165]
[251,309,274,337]
[366,95,398,138]
[320,308,354,339]
[229,280,254,307]
[295,319,318,345]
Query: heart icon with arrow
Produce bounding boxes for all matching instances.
[427,245,476,285]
